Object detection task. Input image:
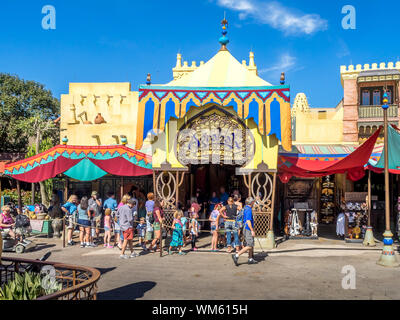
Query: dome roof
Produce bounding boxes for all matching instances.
[165,49,272,87]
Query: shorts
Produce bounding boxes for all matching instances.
[153,222,161,231]
[243,228,254,247]
[104,226,110,232]
[145,230,153,241]
[66,215,76,230]
[211,225,217,232]
[0,228,12,237]
[123,228,134,240]
[114,221,121,232]
[94,215,101,228]
[78,219,91,227]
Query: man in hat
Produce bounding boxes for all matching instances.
[232,197,257,266]
[88,191,102,243]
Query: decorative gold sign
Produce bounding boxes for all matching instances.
[176,113,254,165]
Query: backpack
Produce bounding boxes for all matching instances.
[15,214,30,228]
[147,211,154,224]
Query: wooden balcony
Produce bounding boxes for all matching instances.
[358,104,398,118]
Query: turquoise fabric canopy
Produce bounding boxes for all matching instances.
[368,125,400,174]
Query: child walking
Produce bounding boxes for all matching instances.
[144,210,154,250]
[168,210,186,255]
[137,217,147,249]
[103,208,113,248]
[190,212,200,251]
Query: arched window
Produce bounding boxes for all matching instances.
[362,90,370,105]
[373,90,381,105]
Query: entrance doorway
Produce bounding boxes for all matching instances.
[190,164,246,201]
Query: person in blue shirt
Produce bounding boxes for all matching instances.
[103,192,117,211]
[232,197,258,266]
[219,187,229,206]
[209,191,220,212]
[61,194,78,246]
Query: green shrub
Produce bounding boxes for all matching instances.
[0,271,62,300]
[2,188,41,206]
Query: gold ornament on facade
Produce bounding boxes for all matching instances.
[177,113,254,165]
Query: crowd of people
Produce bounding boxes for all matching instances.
[57,186,257,265]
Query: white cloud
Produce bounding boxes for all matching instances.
[216,0,328,35]
[336,38,350,58]
[259,53,296,74]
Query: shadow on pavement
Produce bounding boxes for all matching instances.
[32,243,57,252]
[98,281,157,300]
[96,267,117,276]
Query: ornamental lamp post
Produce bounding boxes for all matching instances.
[377,91,399,267]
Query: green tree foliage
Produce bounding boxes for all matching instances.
[0,73,60,152]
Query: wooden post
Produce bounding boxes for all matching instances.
[62,177,68,248]
[31,183,35,204]
[153,171,156,197]
[368,170,371,226]
[64,178,68,203]
[16,180,22,213]
[384,110,390,232]
[120,176,124,202]
[176,171,179,209]
[269,172,277,231]
[62,217,66,248]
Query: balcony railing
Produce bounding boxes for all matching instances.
[358,104,398,118]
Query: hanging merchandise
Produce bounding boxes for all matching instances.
[320,175,336,224]
[336,212,346,237]
[343,192,368,242]
[289,209,301,236]
[310,210,318,237]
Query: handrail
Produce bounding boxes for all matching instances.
[0,257,101,300]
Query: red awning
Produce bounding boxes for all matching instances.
[278,127,381,183]
[4,145,153,183]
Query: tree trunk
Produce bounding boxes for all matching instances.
[31,183,35,204]
[35,127,50,206]
[39,181,50,207]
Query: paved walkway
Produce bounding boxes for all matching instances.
[3,232,400,300]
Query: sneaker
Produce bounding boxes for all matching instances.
[231,254,239,266]
[107,245,113,248]
[103,244,107,247]
[119,254,129,259]
[248,258,258,265]
[168,250,172,255]
[89,243,97,248]
[67,241,74,246]
[192,247,198,251]
[129,252,138,258]
[178,251,187,255]
[80,243,85,248]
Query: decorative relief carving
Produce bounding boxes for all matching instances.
[177,113,254,165]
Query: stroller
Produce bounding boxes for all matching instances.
[1,214,36,254]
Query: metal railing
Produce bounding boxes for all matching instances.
[0,257,100,300]
[358,104,398,118]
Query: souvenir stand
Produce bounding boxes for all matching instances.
[3,144,153,244]
[340,192,369,242]
[279,128,382,238]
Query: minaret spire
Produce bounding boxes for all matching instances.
[219,14,229,51]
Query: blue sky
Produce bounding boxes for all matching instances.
[0,0,399,108]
